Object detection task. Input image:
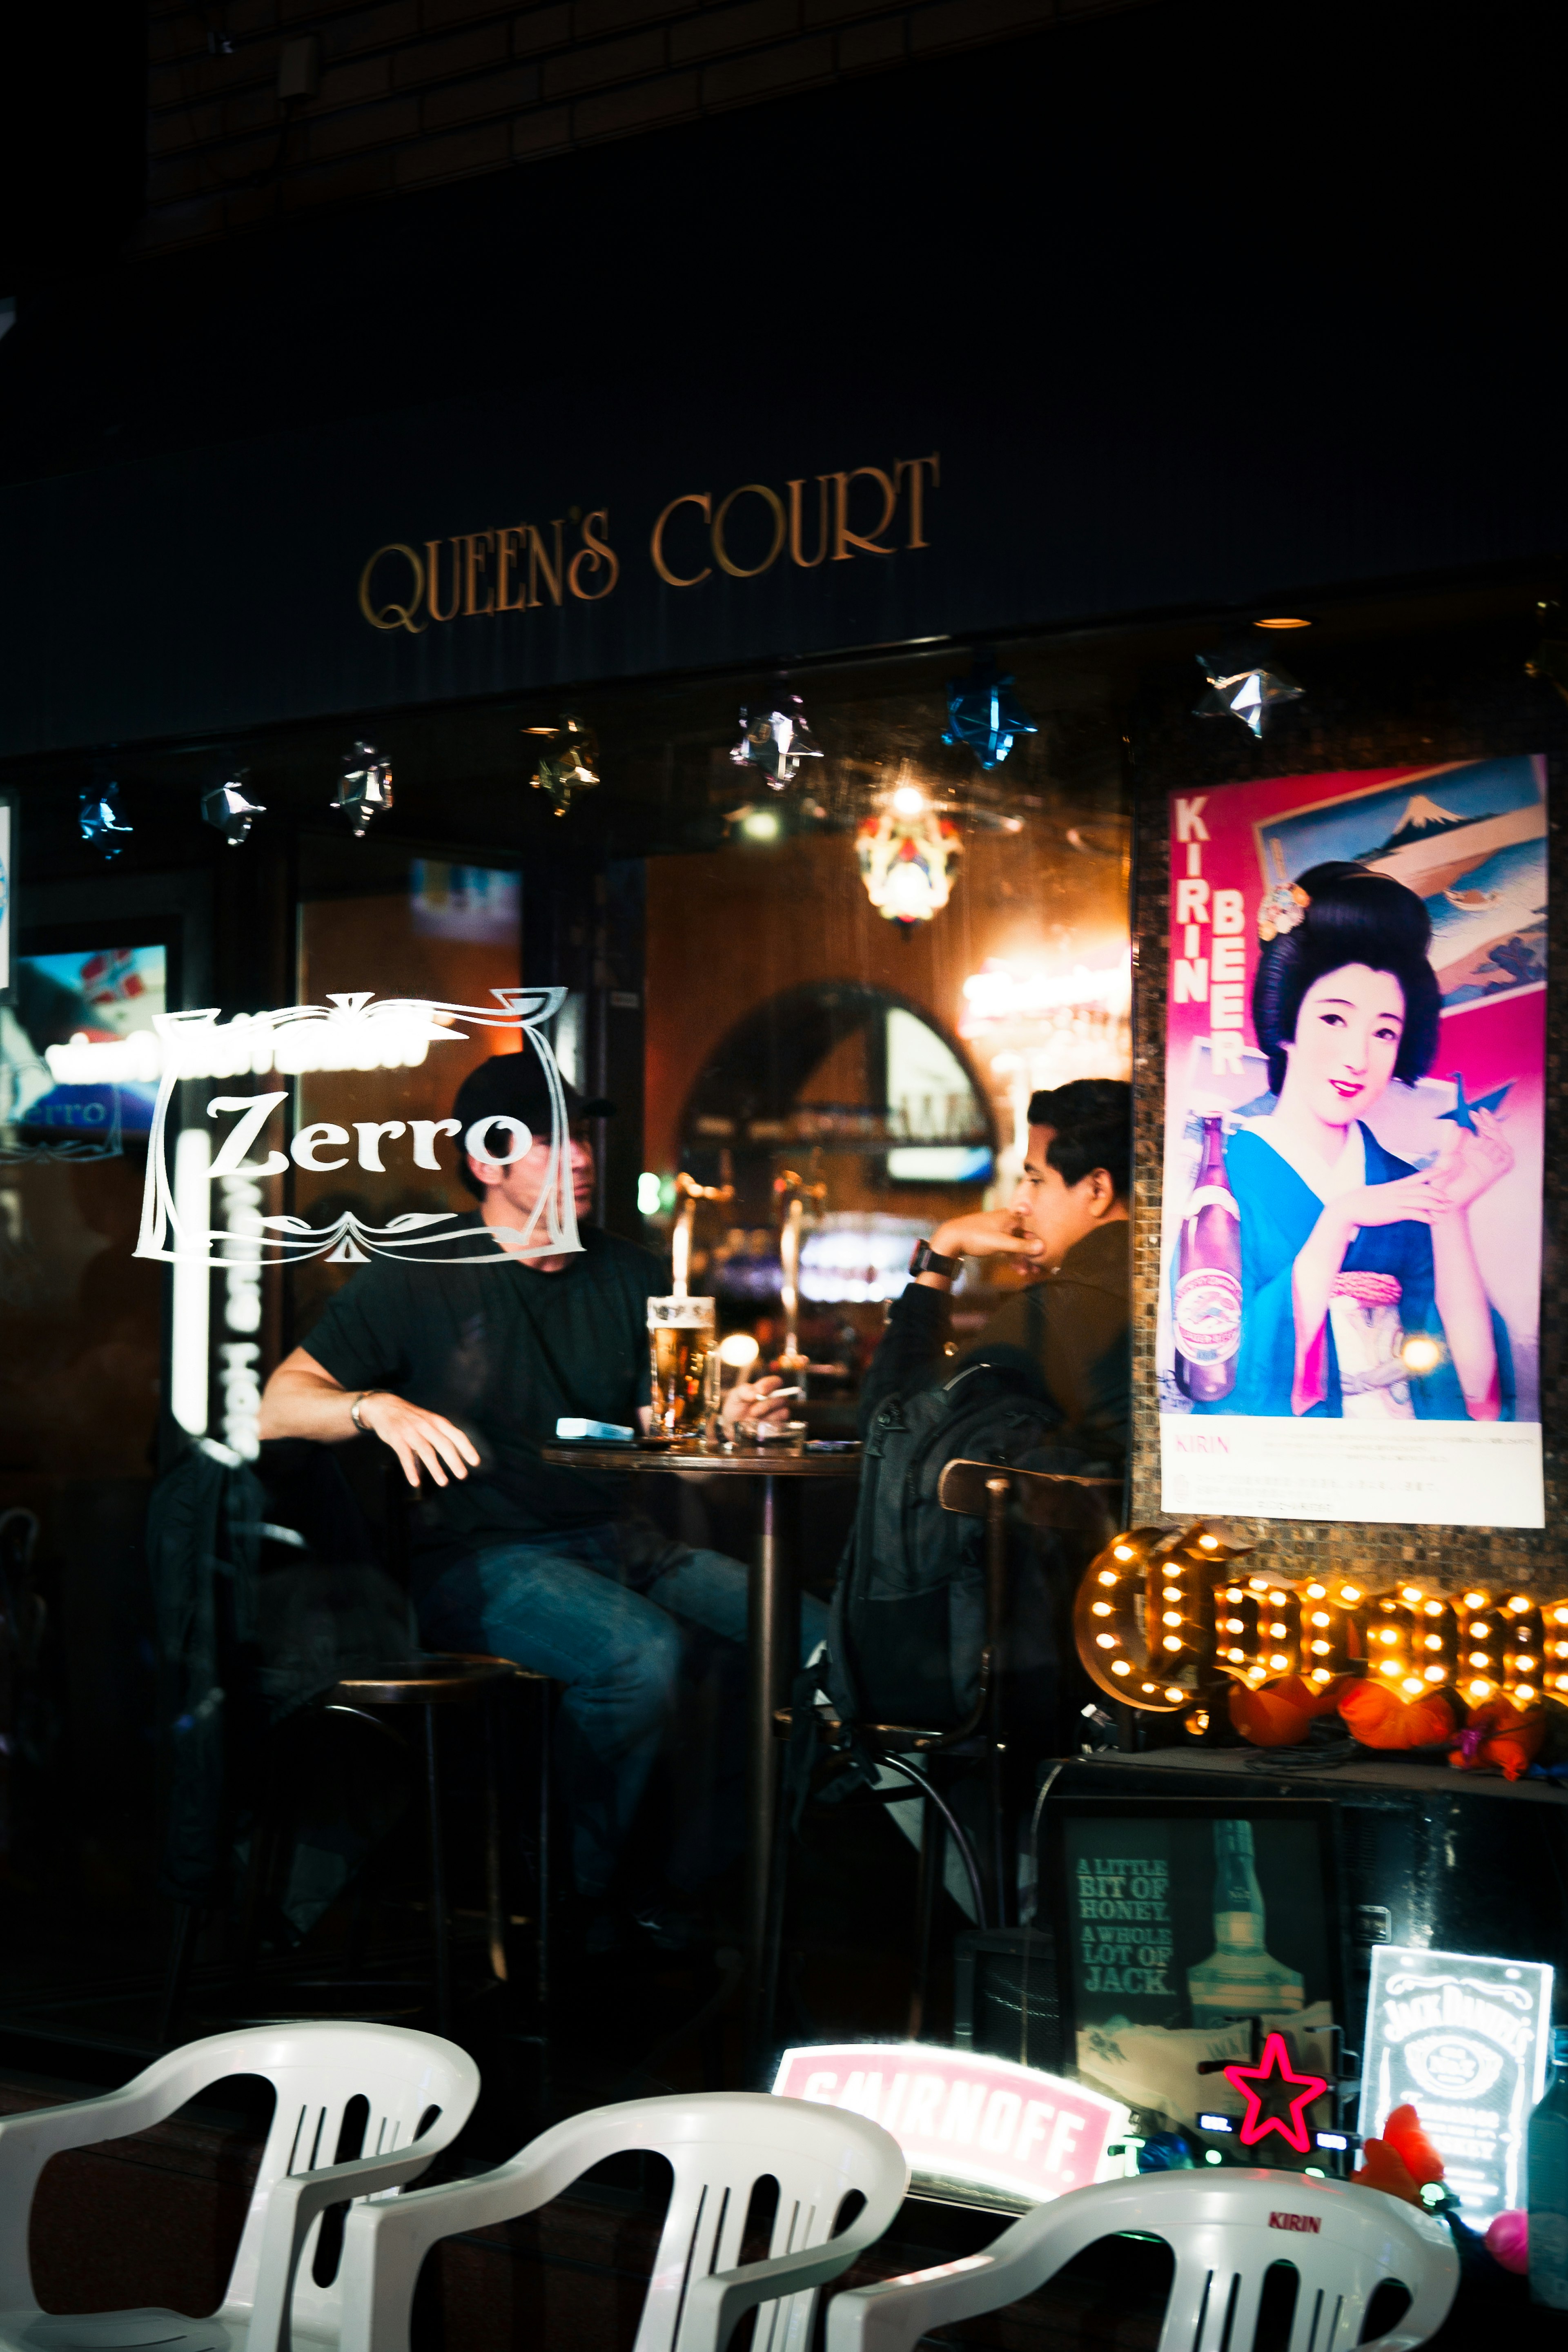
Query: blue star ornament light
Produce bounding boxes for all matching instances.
[1194,648,1304,738]
[79,782,134,856]
[1437,1072,1513,1131]
[943,659,1037,770]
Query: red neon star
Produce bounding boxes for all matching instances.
[1222,2033,1329,2154]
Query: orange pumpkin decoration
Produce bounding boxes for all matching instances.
[1338,1679,1457,1751]
[1381,2104,1446,2187]
[1352,2137,1424,2206]
[1229,1673,1347,1748]
[1448,1699,1545,1782]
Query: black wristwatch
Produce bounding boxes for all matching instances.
[908,1237,961,1279]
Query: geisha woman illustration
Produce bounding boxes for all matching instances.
[1191,859,1515,1421]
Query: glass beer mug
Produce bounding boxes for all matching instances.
[646,1295,717,1437]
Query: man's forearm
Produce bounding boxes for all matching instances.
[257,1367,363,1444]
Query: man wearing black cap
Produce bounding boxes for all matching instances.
[258,1048,804,1944]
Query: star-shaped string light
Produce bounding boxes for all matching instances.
[1222,2032,1329,2154]
[1436,1071,1513,1131]
[1194,648,1303,738]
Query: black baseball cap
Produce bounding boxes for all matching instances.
[452,1049,615,1136]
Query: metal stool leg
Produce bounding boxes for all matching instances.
[423,1701,452,2035]
[908,1794,941,2041]
[483,1691,507,1986]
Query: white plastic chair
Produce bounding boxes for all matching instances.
[337,2089,909,2352]
[825,2165,1459,2352]
[0,2022,479,2352]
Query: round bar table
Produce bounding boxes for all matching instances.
[542,1439,861,2071]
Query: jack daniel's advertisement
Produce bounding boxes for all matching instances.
[1057,1809,1335,2142]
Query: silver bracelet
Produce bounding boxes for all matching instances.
[350,1390,382,1433]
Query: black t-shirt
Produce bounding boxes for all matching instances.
[303,1218,666,1589]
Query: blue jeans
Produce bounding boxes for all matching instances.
[419,1517,829,1897]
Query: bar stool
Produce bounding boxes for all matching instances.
[327,1653,549,2037]
[161,1652,556,2045]
[771,1462,1118,2041]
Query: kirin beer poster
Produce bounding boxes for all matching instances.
[1158,760,1546,1528]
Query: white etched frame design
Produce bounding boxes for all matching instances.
[135,986,579,1268]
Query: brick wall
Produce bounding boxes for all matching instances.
[145,0,1147,251]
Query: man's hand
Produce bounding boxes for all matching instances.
[922,1208,1046,1283]
[355,1394,481,1489]
[721,1374,793,1430]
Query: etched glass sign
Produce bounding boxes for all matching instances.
[123,987,578,1269]
[1359,1942,1553,2223]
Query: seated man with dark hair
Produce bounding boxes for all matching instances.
[258,1051,812,1949]
[862,1076,1132,1474]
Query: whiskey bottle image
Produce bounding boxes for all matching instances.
[1174,1113,1242,1403]
[1187,1820,1304,2023]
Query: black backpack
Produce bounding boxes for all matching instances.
[826,1352,1104,1735]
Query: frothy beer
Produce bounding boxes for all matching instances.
[647,1295,715,1434]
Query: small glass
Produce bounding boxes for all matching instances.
[647,1294,717,1438]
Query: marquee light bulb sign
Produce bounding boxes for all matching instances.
[131,987,579,1272]
[1359,1945,1552,2224]
[1076,1525,1568,1713]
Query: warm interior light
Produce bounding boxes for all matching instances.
[1224,1587,1242,1602]
[1091,1601,1113,1617]
[1310,1667,1331,1683]
[1464,1592,1490,1610]
[1198,1534,1218,1549]
[1509,1596,1531,1614]
[1226,1647,1245,1663]
[1424,1635,1443,1652]
[1470,1622,1490,1639]
[1401,1586,1423,1603]
[1310,1610,1331,1628]
[1096,1633,1117,1649]
[1224,1617,1244,1633]
[1424,1666,1445,1681]
[1098,1569,1119,1586]
[1401,1678,1425,1696]
[1270,1653,1290,1671]
[1163,1635,1183,1652]
[1268,1621,1288,1638]
[1401,1336,1443,1374]
[741,808,781,841]
[1111,1659,1131,1676]
[1469,1652,1491,1667]
[1311,1640,1331,1655]
[1165,1687,1185,1702]
[1423,1601,1443,1617]
[890,782,927,817]
[1340,1585,1361,1602]
[1306,1584,1327,1599]
[1380,1660,1401,1676]
[1163,1611,1183,1628]
[1254,615,1312,628]
[1469,1679,1493,1699]
[1114,1544,1136,1562]
[718,1332,761,1368]
[1248,1577,1268,1592]
[1163,1586,1184,1602]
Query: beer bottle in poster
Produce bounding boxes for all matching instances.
[1187,1820,1304,2024]
[1174,1113,1242,1402]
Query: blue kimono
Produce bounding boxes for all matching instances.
[1192,1121,1513,1421]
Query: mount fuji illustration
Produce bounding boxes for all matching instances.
[1370,794,1467,853]
[1348,783,1546,902]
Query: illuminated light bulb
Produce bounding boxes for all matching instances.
[1401,1678,1424,1697]
[1224,1618,1244,1633]
[1268,1621,1288,1639]
[1091,1601,1113,1617]
[1310,1611,1331,1628]
[1310,1667,1331,1683]
[1470,1623,1490,1639]
[1509,1596,1530,1614]
[1097,1570,1119,1587]
[1554,1607,1568,1625]
[718,1332,760,1368]
[1227,1647,1245,1663]
[1111,1659,1131,1677]
[1401,1587,1423,1604]
[1095,1633,1117,1649]
[1163,1611,1183,1628]
[1424,1665,1445,1682]
[1556,1673,1568,1691]
[1140,1682,1158,1694]
[740,809,781,840]
[1198,1534,1218,1549]
[1556,1642,1568,1659]
[1113,1544,1136,1562]
[1163,1586,1184,1603]
[1423,1602,1443,1618]
[1401,1336,1443,1374]
[1165,1686,1185,1702]
[890,782,927,818]
[1224,1588,1242,1603]
[1311,1640,1331,1656]
[1380,1660,1401,1677]
[1163,1635,1184,1653]
[1518,1686,1537,1704]
[1248,1577,1268,1592]
[1247,1666,1265,1682]
[1468,1651,1490,1668]
[1306,1583,1327,1599]
[1379,1628,1399,1645]
[1424,1635,1443,1652]
[1463,1592,1489,1610]
[1470,1679,1493,1699]
[1339,1585,1361,1603]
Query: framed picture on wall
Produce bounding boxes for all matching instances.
[0,791,16,1002]
[1045,1797,1343,2165]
